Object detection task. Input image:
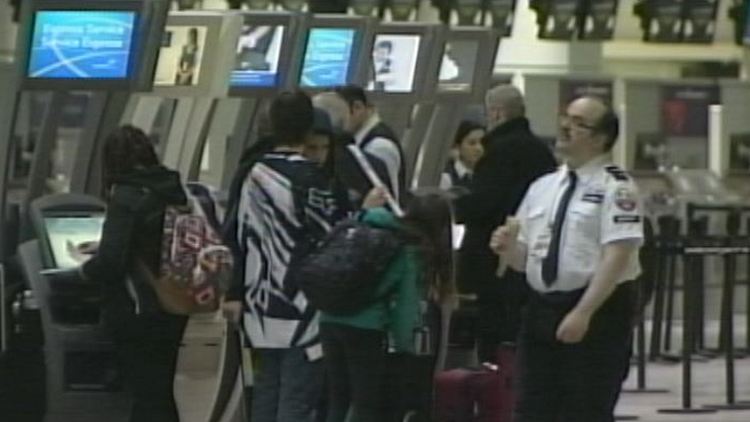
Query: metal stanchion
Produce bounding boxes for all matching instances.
[658,205,716,415]
[703,211,750,411]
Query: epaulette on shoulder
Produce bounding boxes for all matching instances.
[604,165,629,181]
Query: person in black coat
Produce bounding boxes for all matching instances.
[454,85,557,362]
[76,125,188,422]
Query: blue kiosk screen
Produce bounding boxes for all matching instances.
[300,28,356,88]
[28,10,137,79]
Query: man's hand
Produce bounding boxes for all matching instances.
[222,300,243,324]
[489,217,521,256]
[362,187,387,209]
[556,309,592,344]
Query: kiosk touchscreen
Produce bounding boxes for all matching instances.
[366,33,421,93]
[437,39,479,93]
[299,27,357,88]
[43,213,104,269]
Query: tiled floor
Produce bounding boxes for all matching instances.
[175,318,750,422]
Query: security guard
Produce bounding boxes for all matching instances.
[491,96,643,422]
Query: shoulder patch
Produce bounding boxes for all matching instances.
[604,165,629,181]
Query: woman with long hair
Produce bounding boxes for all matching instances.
[79,125,188,422]
[319,192,456,422]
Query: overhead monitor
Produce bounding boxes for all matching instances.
[366,34,421,93]
[27,10,137,80]
[579,0,618,40]
[744,3,750,45]
[537,0,581,40]
[682,0,718,43]
[437,39,479,93]
[43,214,105,269]
[231,24,285,88]
[644,0,684,42]
[299,27,357,88]
[154,25,208,87]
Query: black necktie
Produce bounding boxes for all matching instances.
[542,171,578,286]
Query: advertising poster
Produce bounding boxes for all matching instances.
[366,34,421,93]
[682,0,718,43]
[300,28,356,88]
[438,40,479,92]
[154,25,208,87]
[538,0,579,40]
[660,84,719,137]
[645,0,684,42]
[559,79,613,112]
[579,0,618,40]
[28,11,136,79]
[232,24,285,88]
[44,216,105,269]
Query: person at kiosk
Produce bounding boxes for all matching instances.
[454,84,556,362]
[490,97,642,421]
[334,85,405,202]
[54,125,189,422]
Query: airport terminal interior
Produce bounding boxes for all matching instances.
[0,0,750,421]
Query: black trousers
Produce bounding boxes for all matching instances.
[513,282,635,422]
[107,311,188,422]
[320,323,387,422]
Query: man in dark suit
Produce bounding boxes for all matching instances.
[455,84,557,362]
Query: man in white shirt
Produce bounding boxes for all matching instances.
[491,97,643,421]
[334,85,405,201]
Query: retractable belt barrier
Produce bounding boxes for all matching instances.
[658,204,750,413]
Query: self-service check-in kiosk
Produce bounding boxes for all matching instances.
[16,194,125,422]
[412,26,500,188]
[364,22,439,183]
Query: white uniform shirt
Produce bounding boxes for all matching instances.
[355,113,402,199]
[516,155,643,293]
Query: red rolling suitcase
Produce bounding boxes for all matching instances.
[434,344,516,422]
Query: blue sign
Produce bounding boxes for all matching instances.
[300,28,355,88]
[28,11,137,79]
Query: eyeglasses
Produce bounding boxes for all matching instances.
[559,114,598,132]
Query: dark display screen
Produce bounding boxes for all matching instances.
[579,0,618,40]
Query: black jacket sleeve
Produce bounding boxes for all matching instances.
[81,186,145,283]
[455,140,516,226]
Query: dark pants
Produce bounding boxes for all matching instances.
[320,323,386,422]
[108,311,188,422]
[252,347,324,422]
[514,282,635,422]
[477,269,529,362]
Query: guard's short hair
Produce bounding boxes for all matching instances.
[485,84,525,118]
[334,84,369,107]
[596,108,620,151]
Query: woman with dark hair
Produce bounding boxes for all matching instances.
[79,125,188,422]
[440,120,485,193]
[319,192,456,422]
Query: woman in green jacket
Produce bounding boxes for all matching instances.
[319,192,456,422]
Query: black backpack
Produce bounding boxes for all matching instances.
[292,219,404,316]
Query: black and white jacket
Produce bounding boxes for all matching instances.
[236,151,339,349]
